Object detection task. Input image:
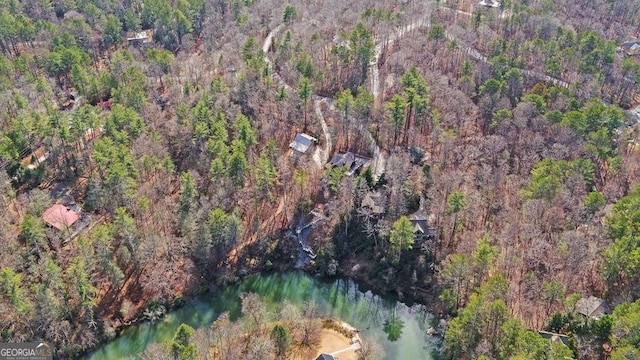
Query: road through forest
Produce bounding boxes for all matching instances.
[263,5,572,174]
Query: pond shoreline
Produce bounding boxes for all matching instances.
[82,270,444,360]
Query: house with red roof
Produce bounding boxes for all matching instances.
[42,204,80,231]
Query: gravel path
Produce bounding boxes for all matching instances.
[263,5,570,176]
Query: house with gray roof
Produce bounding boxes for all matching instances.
[479,0,501,8]
[361,191,385,215]
[621,40,640,56]
[409,198,436,239]
[316,355,335,360]
[289,133,318,153]
[329,151,371,176]
[575,296,610,319]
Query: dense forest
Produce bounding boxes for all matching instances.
[1,0,640,358]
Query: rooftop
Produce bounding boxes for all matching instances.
[289,133,318,153]
[621,40,640,55]
[84,127,102,142]
[575,296,610,319]
[361,191,385,214]
[329,151,371,175]
[622,40,640,48]
[20,147,48,170]
[42,204,80,231]
[316,354,335,360]
[127,30,151,43]
[408,199,435,235]
[479,0,501,7]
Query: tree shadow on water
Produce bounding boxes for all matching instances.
[383,308,405,342]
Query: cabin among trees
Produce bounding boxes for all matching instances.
[360,191,385,216]
[19,147,48,170]
[575,296,610,320]
[408,206,435,242]
[329,151,371,176]
[127,30,151,46]
[42,204,80,231]
[289,133,318,154]
[620,40,640,56]
[478,0,501,8]
[1,0,640,358]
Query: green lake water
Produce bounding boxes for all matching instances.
[86,271,440,359]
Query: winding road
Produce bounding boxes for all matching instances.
[368,9,570,105]
[263,25,333,167]
[263,5,573,174]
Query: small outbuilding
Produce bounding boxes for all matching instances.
[316,354,335,360]
[289,133,318,153]
[127,30,151,45]
[20,147,48,170]
[84,127,102,143]
[42,204,80,231]
[575,296,610,319]
[479,0,501,7]
[621,40,640,56]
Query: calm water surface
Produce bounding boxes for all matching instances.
[86,271,439,360]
